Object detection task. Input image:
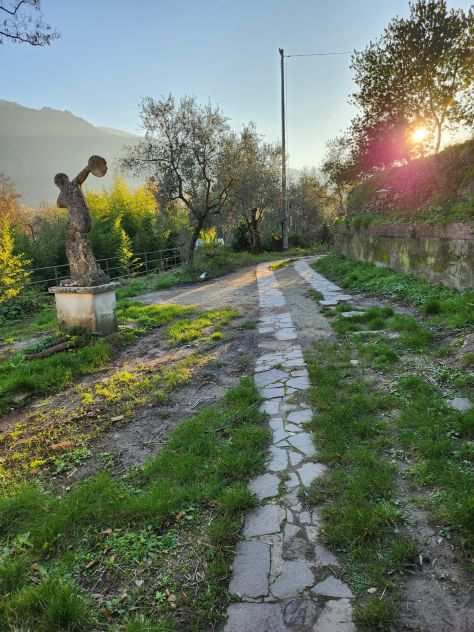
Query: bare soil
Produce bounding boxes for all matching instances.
[1,266,259,486]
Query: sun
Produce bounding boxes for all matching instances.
[411,127,429,143]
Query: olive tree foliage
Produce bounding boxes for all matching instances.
[227,124,281,252]
[0,1,58,46]
[122,96,238,263]
[321,135,357,215]
[288,170,331,237]
[351,0,474,166]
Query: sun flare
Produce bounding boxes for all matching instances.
[411,126,429,143]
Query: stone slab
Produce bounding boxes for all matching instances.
[288,409,313,424]
[312,576,353,598]
[262,386,286,399]
[270,559,315,599]
[267,446,289,472]
[243,505,285,537]
[288,433,316,458]
[255,369,289,388]
[261,399,282,416]
[224,603,287,632]
[297,462,328,487]
[287,377,311,390]
[447,397,472,412]
[229,541,271,599]
[313,599,355,632]
[249,473,280,500]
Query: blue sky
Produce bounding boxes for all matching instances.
[2,0,472,169]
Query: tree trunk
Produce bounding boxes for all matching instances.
[435,123,442,154]
[248,209,262,253]
[188,218,204,265]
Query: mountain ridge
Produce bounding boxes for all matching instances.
[0,101,140,205]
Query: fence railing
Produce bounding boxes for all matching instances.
[27,248,182,290]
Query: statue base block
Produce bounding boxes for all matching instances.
[49,282,119,335]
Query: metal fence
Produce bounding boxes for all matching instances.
[27,247,182,290]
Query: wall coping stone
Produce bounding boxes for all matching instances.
[336,221,474,241]
[49,282,119,295]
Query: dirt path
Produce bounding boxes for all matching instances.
[0,266,260,486]
[136,266,258,313]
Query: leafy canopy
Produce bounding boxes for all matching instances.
[351,0,474,169]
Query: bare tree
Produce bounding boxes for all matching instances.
[0,1,58,46]
[122,96,237,263]
[228,124,281,252]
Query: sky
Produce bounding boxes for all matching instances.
[2,0,473,171]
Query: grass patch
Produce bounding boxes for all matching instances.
[0,378,268,631]
[167,309,238,345]
[117,301,194,331]
[269,258,295,271]
[308,288,324,302]
[358,339,399,369]
[0,304,56,343]
[0,339,112,414]
[0,302,238,415]
[314,253,474,329]
[0,353,210,488]
[395,375,474,551]
[306,341,416,631]
[330,305,433,351]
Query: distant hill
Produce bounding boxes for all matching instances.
[0,100,140,206]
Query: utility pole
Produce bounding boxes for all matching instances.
[279,47,288,250]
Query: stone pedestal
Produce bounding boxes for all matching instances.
[49,282,119,335]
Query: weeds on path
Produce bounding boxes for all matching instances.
[314,253,474,328]
[306,343,417,630]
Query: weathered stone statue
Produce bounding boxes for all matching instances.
[54,155,109,286]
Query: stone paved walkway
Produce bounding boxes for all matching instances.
[223,259,355,632]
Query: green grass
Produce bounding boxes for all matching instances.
[117,301,194,330]
[395,375,474,551]
[306,342,416,631]
[0,302,238,415]
[0,378,268,631]
[330,305,433,350]
[0,339,112,413]
[314,253,474,329]
[0,353,210,488]
[269,258,295,271]
[0,304,56,343]
[308,288,324,302]
[167,309,238,344]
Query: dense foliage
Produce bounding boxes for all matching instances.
[322,0,474,211]
[346,138,474,219]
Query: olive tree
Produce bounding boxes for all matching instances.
[122,96,237,263]
[351,0,474,161]
[0,1,58,46]
[227,124,281,252]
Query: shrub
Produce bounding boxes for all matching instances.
[0,218,30,304]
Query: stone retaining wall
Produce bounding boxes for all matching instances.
[334,222,474,290]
